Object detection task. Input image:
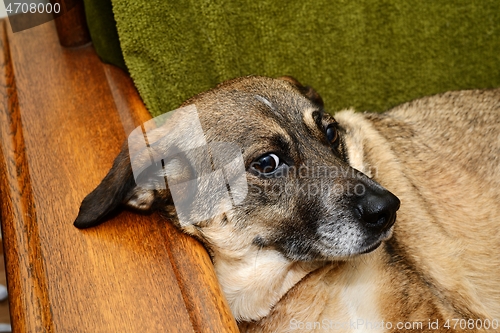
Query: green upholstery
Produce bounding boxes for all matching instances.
[83,0,126,71]
[84,0,500,117]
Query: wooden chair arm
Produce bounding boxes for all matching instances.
[51,0,91,47]
[0,18,238,332]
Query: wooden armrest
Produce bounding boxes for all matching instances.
[0,18,238,332]
[51,0,91,47]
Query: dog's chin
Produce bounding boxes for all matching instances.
[358,240,382,254]
[315,226,394,261]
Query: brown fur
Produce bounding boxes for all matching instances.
[75,77,500,332]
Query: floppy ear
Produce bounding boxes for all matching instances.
[74,104,210,229]
[73,143,164,229]
[278,76,324,108]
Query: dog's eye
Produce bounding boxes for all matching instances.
[326,124,339,148]
[251,153,280,174]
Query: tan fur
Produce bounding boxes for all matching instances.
[75,77,500,333]
[243,89,500,332]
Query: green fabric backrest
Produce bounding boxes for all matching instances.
[84,0,500,117]
[83,0,126,71]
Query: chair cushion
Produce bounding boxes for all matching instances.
[85,0,500,117]
[83,0,126,71]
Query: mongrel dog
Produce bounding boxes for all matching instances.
[74,76,500,332]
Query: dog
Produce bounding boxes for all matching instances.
[74,76,500,332]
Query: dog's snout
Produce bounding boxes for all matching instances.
[355,187,400,231]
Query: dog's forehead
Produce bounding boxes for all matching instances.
[176,77,320,152]
[191,77,317,132]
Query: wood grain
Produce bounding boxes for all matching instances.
[51,0,91,47]
[0,18,239,333]
[0,255,11,324]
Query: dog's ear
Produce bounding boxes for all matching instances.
[74,105,208,229]
[73,144,159,229]
[278,76,324,108]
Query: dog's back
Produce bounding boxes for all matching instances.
[387,88,500,186]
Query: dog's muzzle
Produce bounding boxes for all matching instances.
[354,187,400,232]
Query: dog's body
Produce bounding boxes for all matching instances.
[240,89,500,332]
[74,77,500,332]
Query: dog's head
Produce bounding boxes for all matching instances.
[74,76,399,261]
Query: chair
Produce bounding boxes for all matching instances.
[0,1,238,331]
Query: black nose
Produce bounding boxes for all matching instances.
[355,187,400,231]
